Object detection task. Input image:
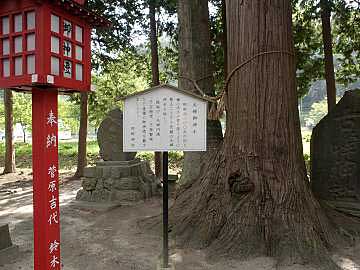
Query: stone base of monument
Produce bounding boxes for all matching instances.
[76,159,159,204]
[0,224,19,265]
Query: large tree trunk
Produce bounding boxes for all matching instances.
[320,0,337,112]
[74,92,88,178]
[149,0,162,178]
[3,90,15,174]
[221,0,228,77]
[178,0,223,184]
[171,1,341,268]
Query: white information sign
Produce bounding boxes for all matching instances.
[123,85,207,152]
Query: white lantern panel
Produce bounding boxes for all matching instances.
[51,15,59,33]
[51,36,60,54]
[14,36,23,53]
[75,45,82,61]
[15,57,23,76]
[76,64,83,81]
[27,34,35,51]
[63,20,72,38]
[75,25,83,43]
[2,59,10,77]
[2,39,10,55]
[51,56,60,75]
[26,11,35,30]
[63,40,72,57]
[27,55,35,74]
[2,17,9,35]
[14,14,23,32]
[63,60,72,78]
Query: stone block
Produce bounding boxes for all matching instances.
[103,178,114,190]
[0,224,12,251]
[92,190,111,202]
[110,190,142,202]
[113,177,139,190]
[96,167,103,178]
[83,167,96,178]
[82,178,97,191]
[111,166,122,178]
[102,166,112,178]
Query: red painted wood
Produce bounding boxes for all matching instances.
[73,0,86,5]
[32,89,61,270]
[0,0,94,92]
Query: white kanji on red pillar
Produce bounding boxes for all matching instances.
[49,195,58,210]
[46,134,57,148]
[48,165,57,179]
[48,181,57,193]
[50,255,60,268]
[48,211,59,225]
[49,240,60,254]
[47,110,58,127]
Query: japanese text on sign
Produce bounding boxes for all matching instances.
[123,86,207,152]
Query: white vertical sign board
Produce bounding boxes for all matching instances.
[123,85,207,152]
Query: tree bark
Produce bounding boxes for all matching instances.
[3,90,15,174]
[178,0,223,184]
[221,0,228,77]
[321,0,337,112]
[171,1,342,268]
[149,0,162,178]
[74,92,88,178]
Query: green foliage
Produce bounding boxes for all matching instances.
[0,141,100,169]
[13,92,32,140]
[333,1,360,84]
[87,52,149,127]
[293,1,324,97]
[58,97,80,134]
[304,99,328,127]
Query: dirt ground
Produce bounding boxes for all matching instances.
[0,169,360,270]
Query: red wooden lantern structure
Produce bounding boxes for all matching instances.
[0,0,107,92]
[0,1,108,270]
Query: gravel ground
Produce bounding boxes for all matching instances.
[0,170,359,270]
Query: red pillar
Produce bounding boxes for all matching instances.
[32,89,61,270]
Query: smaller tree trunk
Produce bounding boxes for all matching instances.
[149,0,162,178]
[22,127,26,143]
[320,0,337,112]
[3,90,15,174]
[74,92,88,178]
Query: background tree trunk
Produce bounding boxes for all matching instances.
[178,0,223,185]
[171,1,342,268]
[321,0,337,112]
[149,0,162,178]
[3,90,15,174]
[74,92,88,178]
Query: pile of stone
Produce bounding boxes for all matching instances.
[76,160,158,203]
[76,109,159,204]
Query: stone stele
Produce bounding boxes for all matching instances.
[311,90,360,216]
[97,109,136,161]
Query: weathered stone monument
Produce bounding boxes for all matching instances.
[76,109,158,203]
[0,224,18,264]
[311,90,360,216]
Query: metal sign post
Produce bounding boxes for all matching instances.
[162,151,169,268]
[122,84,208,269]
